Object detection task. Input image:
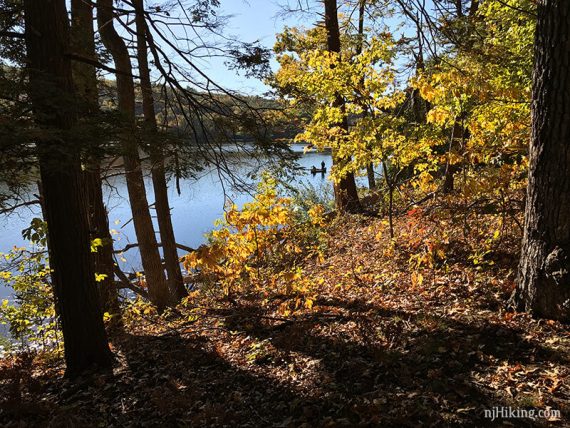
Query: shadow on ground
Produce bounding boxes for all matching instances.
[0,298,567,427]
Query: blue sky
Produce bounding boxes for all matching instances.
[194,0,416,95]
[195,1,306,95]
[140,0,421,96]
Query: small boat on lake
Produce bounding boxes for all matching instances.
[310,162,327,174]
[310,167,327,174]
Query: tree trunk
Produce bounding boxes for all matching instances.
[442,122,465,194]
[23,0,112,375]
[382,162,394,239]
[355,1,376,191]
[455,0,463,17]
[133,0,187,302]
[97,0,171,311]
[411,21,431,122]
[84,166,120,315]
[442,164,458,194]
[366,163,376,189]
[513,0,570,322]
[70,0,119,316]
[469,0,479,17]
[323,0,361,213]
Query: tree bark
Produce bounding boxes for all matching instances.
[70,0,120,316]
[97,0,171,311]
[382,162,395,239]
[324,0,361,213]
[23,0,113,375]
[366,163,376,189]
[513,0,570,322]
[469,0,479,17]
[70,0,98,112]
[442,167,455,194]
[454,0,463,17]
[133,0,187,302]
[355,0,376,190]
[84,166,120,314]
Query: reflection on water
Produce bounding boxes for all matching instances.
[0,145,334,300]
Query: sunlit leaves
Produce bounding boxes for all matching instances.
[273,24,419,184]
[0,247,58,352]
[411,0,534,198]
[95,273,109,282]
[182,173,324,311]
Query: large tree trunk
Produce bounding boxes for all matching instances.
[97,0,171,311]
[133,0,187,302]
[84,166,120,314]
[323,0,361,213]
[23,0,112,375]
[513,0,570,322]
[70,0,119,316]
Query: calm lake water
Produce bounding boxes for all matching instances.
[0,144,335,301]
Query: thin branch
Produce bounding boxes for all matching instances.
[114,242,196,254]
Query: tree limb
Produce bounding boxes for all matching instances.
[113,265,150,300]
[114,242,196,254]
[65,52,140,78]
[0,30,25,38]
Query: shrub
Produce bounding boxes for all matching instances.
[182,173,326,312]
[0,219,61,354]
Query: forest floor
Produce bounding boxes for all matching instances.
[1,212,569,427]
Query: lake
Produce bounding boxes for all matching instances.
[0,144,335,301]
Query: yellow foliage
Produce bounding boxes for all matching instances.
[181,174,322,311]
